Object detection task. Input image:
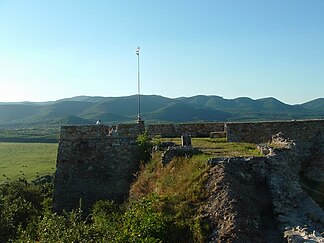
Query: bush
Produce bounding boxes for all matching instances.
[136,133,153,163]
[0,178,47,242]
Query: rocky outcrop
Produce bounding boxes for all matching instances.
[265,135,324,242]
[201,133,324,242]
[147,122,225,138]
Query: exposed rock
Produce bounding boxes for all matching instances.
[271,132,296,149]
[201,157,283,242]
[161,146,202,165]
[153,141,176,151]
[201,133,324,242]
[257,144,274,156]
[284,226,324,243]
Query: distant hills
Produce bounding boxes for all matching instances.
[0,95,324,128]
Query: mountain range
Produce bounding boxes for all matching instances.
[1,95,324,128]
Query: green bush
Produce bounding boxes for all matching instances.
[136,133,153,163]
[0,179,46,242]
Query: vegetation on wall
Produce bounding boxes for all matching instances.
[136,133,153,163]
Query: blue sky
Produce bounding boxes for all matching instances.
[0,0,323,104]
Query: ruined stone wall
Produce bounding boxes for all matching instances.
[146,122,225,137]
[53,123,144,213]
[226,119,324,150]
[59,123,144,139]
[53,119,324,213]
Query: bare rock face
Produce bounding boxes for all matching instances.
[203,157,282,242]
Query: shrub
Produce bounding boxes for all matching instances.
[0,179,46,242]
[136,133,153,163]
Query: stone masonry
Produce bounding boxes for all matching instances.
[53,123,144,213]
[53,119,324,217]
[226,119,324,149]
[147,122,225,137]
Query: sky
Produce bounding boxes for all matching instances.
[0,0,323,104]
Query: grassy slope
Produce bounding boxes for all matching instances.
[132,137,262,202]
[0,143,58,184]
[130,138,262,241]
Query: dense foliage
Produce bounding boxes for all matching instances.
[0,178,53,242]
[0,177,207,242]
[0,135,210,242]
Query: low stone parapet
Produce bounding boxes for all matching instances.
[210,132,226,138]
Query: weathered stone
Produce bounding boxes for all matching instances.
[226,120,324,151]
[161,146,202,165]
[147,122,225,138]
[210,131,226,138]
[153,141,176,151]
[181,133,191,147]
[53,123,143,213]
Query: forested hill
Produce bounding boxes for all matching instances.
[0,95,324,127]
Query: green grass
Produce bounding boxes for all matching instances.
[0,142,58,184]
[130,138,262,241]
[131,136,261,209]
[131,152,210,200]
[154,137,262,157]
[0,128,59,142]
[130,153,212,241]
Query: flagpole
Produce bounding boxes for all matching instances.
[136,46,141,122]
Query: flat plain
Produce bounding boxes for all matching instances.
[0,142,58,184]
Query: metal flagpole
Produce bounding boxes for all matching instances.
[136,46,141,122]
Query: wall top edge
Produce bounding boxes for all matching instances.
[226,119,324,125]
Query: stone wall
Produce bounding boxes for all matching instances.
[226,119,324,150]
[146,122,225,137]
[53,119,324,213]
[60,123,144,139]
[53,123,144,213]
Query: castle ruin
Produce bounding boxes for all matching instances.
[53,119,324,216]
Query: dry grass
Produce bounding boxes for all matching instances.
[130,152,210,203]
